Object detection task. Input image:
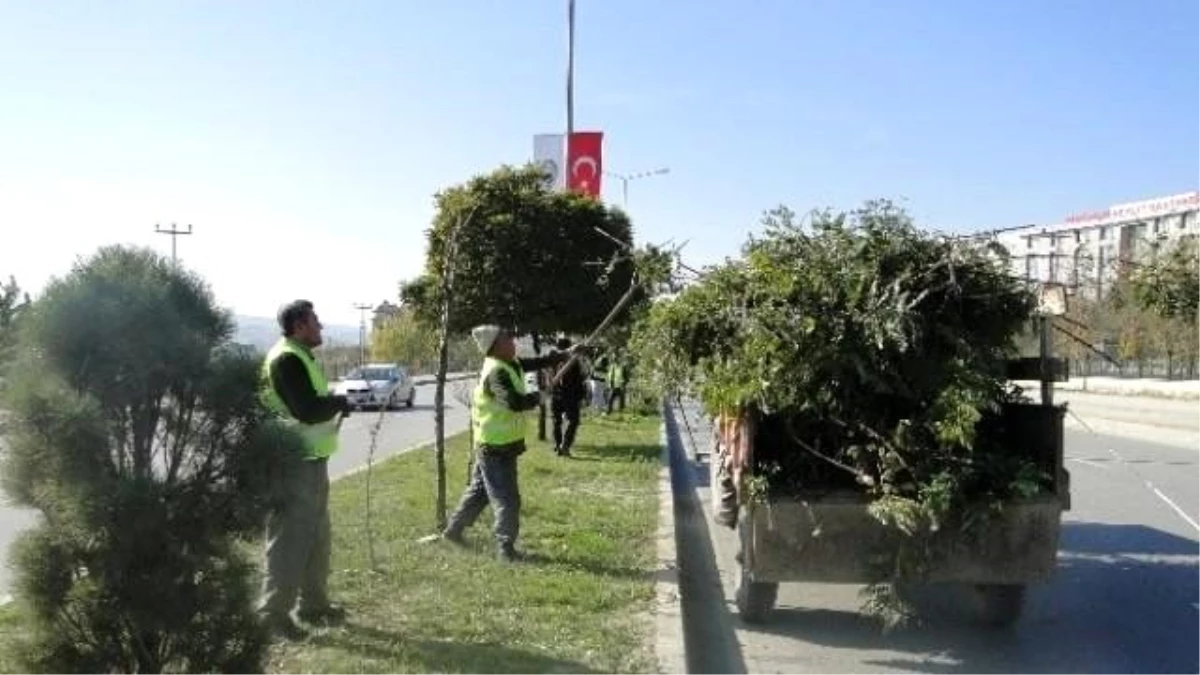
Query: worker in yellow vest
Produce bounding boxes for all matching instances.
[442,325,577,562]
[257,300,352,640]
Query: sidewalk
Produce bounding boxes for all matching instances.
[1014,376,1200,401]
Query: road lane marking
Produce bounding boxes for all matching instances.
[1068,457,1111,471]
[1107,447,1200,533]
[1151,486,1200,532]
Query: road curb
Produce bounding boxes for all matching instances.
[654,406,687,674]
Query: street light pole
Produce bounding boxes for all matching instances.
[352,303,373,366]
[603,167,670,209]
[566,0,576,137]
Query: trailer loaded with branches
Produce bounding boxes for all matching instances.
[633,200,1071,627]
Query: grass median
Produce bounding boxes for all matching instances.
[0,410,664,674]
[267,409,663,674]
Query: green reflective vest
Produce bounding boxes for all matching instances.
[261,338,340,461]
[473,357,527,447]
[607,363,627,389]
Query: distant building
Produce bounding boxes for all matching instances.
[372,301,402,330]
[995,192,1199,299]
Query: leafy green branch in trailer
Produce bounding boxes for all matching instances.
[632,200,1051,626]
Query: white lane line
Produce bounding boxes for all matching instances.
[1068,457,1111,471]
[1107,447,1200,533]
[1152,486,1200,532]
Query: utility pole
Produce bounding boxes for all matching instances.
[566,0,576,137]
[353,302,373,366]
[154,223,193,264]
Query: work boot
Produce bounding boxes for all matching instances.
[296,604,348,627]
[442,529,466,546]
[261,614,308,641]
[498,544,524,564]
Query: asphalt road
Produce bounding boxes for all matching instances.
[671,403,1199,674]
[0,380,473,599]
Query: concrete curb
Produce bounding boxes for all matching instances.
[654,408,688,674]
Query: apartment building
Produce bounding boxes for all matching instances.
[995,192,1199,298]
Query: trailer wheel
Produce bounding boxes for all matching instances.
[975,584,1026,627]
[735,566,778,624]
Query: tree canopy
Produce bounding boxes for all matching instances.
[401,164,637,337]
[1,246,296,672]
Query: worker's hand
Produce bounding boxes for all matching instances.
[568,343,587,356]
[333,394,352,416]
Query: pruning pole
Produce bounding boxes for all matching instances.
[550,274,641,387]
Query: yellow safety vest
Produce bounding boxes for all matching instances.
[261,338,339,461]
[473,357,528,446]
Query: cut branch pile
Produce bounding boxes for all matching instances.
[633,201,1048,530]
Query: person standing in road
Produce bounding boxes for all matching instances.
[441,325,575,562]
[257,300,352,639]
[606,357,629,414]
[550,337,587,457]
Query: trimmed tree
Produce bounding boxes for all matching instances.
[401,164,641,524]
[0,246,300,673]
[402,165,637,336]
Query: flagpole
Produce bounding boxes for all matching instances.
[566,0,576,137]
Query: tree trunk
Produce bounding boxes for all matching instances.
[433,210,473,531]
[434,326,450,531]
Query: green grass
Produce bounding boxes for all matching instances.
[0,411,664,674]
[266,409,663,674]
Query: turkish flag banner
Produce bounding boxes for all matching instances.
[566,131,603,198]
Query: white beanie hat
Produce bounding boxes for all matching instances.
[471,324,502,354]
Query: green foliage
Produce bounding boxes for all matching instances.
[370,306,480,374]
[401,164,638,336]
[0,275,30,377]
[1131,237,1199,324]
[632,201,1045,623]
[1,246,302,673]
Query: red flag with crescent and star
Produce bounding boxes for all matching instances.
[566,131,603,198]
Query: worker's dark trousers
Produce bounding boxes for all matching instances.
[258,457,331,619]
[552,397,582,452]
[444,450,521,549]
[607,387,627,414]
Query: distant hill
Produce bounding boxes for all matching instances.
[233,315,361,351]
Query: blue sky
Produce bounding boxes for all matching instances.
[1,0,1196,325]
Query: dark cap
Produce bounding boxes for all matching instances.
[278,299,315,336]
[556,337,573,350]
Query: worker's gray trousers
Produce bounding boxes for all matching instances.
[445,451,521,548]
[257,457,331,619]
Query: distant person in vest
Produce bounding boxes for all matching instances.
[606,358,630,414]
[590,353,610,410]
[258,299,352,639]
[442,325,577,562]
[550,336,588,457]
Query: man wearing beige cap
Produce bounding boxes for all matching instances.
[442,324,577,562]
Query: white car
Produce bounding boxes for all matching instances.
[333,364,416,411]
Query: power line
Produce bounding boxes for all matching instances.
[353,303,373,366]
[154,223,193,263]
